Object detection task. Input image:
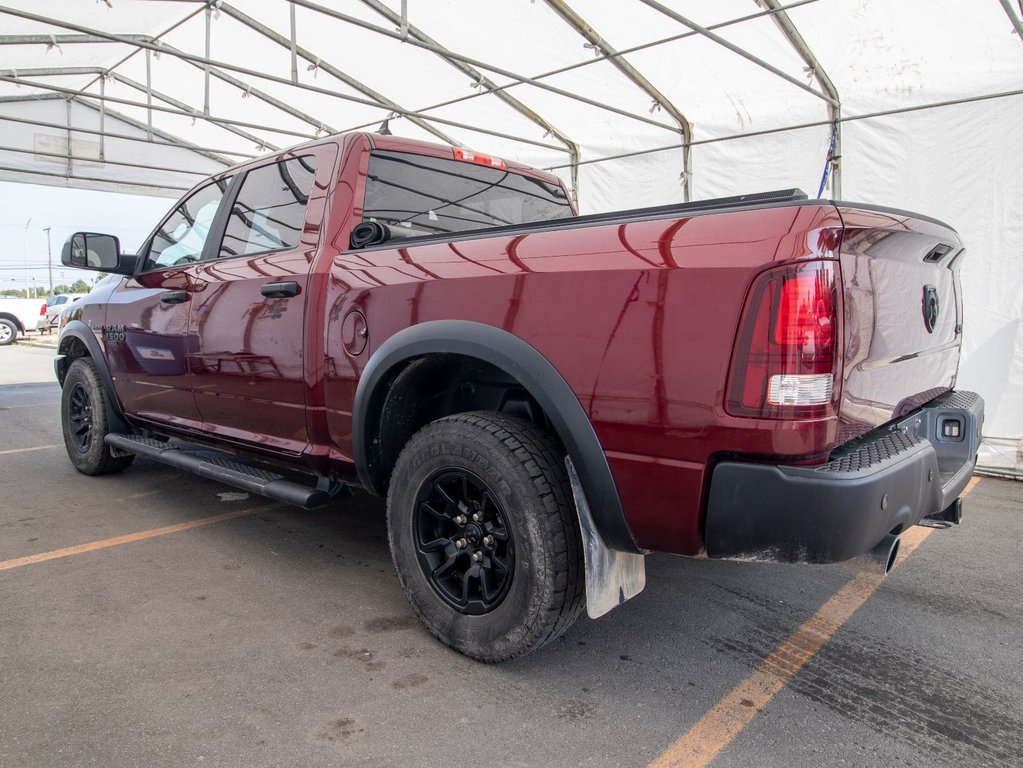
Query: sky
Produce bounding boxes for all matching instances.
[0,180,172,295]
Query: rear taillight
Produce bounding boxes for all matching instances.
[726,260,840,419]
[39,303,47,316]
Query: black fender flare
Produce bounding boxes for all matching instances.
[352,320,639,553]
[56,320,131,434]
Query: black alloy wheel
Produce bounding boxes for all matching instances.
[66,380,95,454]
[413,469,514,615]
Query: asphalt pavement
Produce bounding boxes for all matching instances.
[1,343,1020,768]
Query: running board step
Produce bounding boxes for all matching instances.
[104,433,337,509]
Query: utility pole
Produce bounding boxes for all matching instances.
[23,216,32,299]
[43,226,53,293]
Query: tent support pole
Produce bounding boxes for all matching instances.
[98,76,106,161]
[997,0,1023,42]
[64,97,72,179]
[541,0,693,199]
[204,6,211,115]
[289,4,298,83]
[761,0,842,199]
[144,47,153,141]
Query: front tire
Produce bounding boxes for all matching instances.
[387,412,584,662]
[61,357,134,475]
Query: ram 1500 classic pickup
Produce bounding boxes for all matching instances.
[55,132,983,661]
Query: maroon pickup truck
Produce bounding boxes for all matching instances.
[56,132,982,661]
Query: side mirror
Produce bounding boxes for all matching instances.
[61,232,134,275]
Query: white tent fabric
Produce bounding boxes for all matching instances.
[0,0,1021,471]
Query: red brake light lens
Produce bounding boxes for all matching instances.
[726,261,840,419]
[774,274,834,348]
[453,147,506,169]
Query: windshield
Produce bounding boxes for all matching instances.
[362,150,572,237]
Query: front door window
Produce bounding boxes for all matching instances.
[143,180,228,270]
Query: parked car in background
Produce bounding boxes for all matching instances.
[55,277,121,335]
[0,296,46,346]
[44,293,88,329]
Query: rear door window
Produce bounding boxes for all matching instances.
[218,156,317,258]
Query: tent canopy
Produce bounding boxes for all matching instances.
[1,0,1018,203]
[1,0,1022,459]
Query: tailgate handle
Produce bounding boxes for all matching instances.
[261,281,299,298]
[160,290,188,305]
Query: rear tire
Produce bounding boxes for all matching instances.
[0,317,18,346]
[61,357,134,475]
[387,411,584,662]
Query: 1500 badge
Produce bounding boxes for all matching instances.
[102,324,126,343]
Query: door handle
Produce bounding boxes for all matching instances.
[261,281,300,299]
[160,290,188,305]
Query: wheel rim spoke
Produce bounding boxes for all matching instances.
[433,478,458,508]
[432,552,459,578]
[420,500,450,522]
[483,519,509,542]
[479,564,498,604]
[418,537,450,554]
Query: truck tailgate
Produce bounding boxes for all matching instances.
[837,205,964,439]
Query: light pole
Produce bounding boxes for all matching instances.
[43,226,53,293]
[23,217,32,298]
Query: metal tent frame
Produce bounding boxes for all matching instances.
[0,0,1020,201]
[0,0,850,201]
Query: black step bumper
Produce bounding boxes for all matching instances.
[704,390,984,564]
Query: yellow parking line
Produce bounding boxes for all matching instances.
[0,444,62,456]
[0,508,261,572]
[649,476,980,768]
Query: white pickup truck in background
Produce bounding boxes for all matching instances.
[0,297,46,346]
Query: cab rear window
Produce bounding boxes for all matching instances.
[363,150,571,236]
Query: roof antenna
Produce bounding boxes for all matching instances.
[376,118,392,136]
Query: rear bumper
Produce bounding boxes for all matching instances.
[705,390,984,564]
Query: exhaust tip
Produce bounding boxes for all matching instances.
[841,533,901,576]
[883,535,900,574]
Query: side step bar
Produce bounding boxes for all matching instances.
[105,434,340,509]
